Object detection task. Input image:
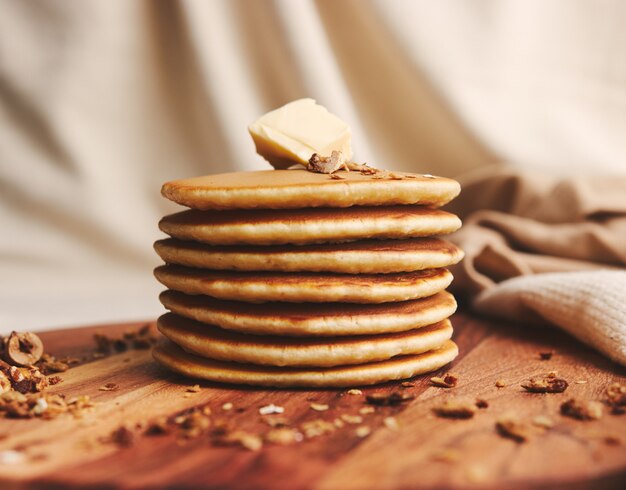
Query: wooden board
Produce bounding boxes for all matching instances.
[0,312,625,489]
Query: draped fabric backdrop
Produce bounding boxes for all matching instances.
[1,1,625,335]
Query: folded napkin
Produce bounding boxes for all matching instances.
[447,167,626,366]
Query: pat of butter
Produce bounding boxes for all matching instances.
[249,98,352,169]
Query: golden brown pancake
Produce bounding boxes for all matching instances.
[161,169,461,210]
[154,265,453,304]
[154,237,464,273]
[159,290,458,336]
[159,206,461,245]
[153,339,459,387]
[157,313,453,367]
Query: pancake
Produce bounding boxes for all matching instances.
[159,206,462,246]
[157,313,453,367]
[159,290,457,336]
[154,237,465,274]
[161,169,460,210]
[154,265,453,304]
[153,339,458,387]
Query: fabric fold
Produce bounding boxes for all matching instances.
[448,167,626,365]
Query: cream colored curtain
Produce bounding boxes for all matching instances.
[1,0,625,330]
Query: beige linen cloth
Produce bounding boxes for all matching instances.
[448,167,626,365]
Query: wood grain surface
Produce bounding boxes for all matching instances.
[0,313,625,489]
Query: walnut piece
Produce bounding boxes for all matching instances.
[521,376,568,393]
[606,383,626,408]
[307,151,347,174]
[432,400,476,419]
[430,374,458,388]
[4,332,44,366]
[560,398,603,420]
[366,392,415,406]
[496,415,530,443]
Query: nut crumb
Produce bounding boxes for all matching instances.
[383,416,399,431]
[329,173,345,180]
[604,436,621,446]
[432,400,475,419]
[355,426,371,438]
[532,415,554,429]
[606,383,626,408]
[430,374,458,388]
[301,419,335,438]
[259,404,284,415]
[109,425,135,447]
[359,406,375,415]
[431,448,461,463]
[400,382,415,388]
[310,403,329,412]
[346,389,362,395]
[475,399,489,409]
[308,151,347,174]
[522,376,568,394]
[216,430,262,451]
[560,398,603,420]
[366,392,414,406]
[98,382,119,392]
[341,414,363,425]
[145,417,169,436]
[186,384,201,393]
[222,402,233,411]
[496,415,530,443]
[495,380,506,388]
[265,427,303,445]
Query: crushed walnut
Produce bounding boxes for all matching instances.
[539,352,554,361]
[310,403,329,412]
[430,374,458,388]
[98,383,119,392]
[346,389,363,395]
[475,399,489,409]
[366,392,415,407]
[93,324,157,356]
[606,383,626,412]
[0,392,94,420]
[432,400,476,419]
[307,151,348,174]
[265,427,303,445]
[495,415,530,443]
[522,375,569,394]
[560,399,603,420]
[3,332,44,366]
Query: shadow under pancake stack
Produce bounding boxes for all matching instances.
[153,169,464,387]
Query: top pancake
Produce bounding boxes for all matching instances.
[161,169,460,210]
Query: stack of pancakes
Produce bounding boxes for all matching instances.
[153,169,464,387]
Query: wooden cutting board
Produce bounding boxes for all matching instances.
[0,312,625,489]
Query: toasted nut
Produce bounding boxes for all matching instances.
[560,399,603,420]
[5,332,44,366]
[432,400,475,419]
[522,376,568,393]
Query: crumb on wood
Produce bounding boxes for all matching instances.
[522,375,569,394]
[366,392,415,406]
[495,415,530,443]
[560,398,603,420]
[430,374,458,388]
[432,400,476,419]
